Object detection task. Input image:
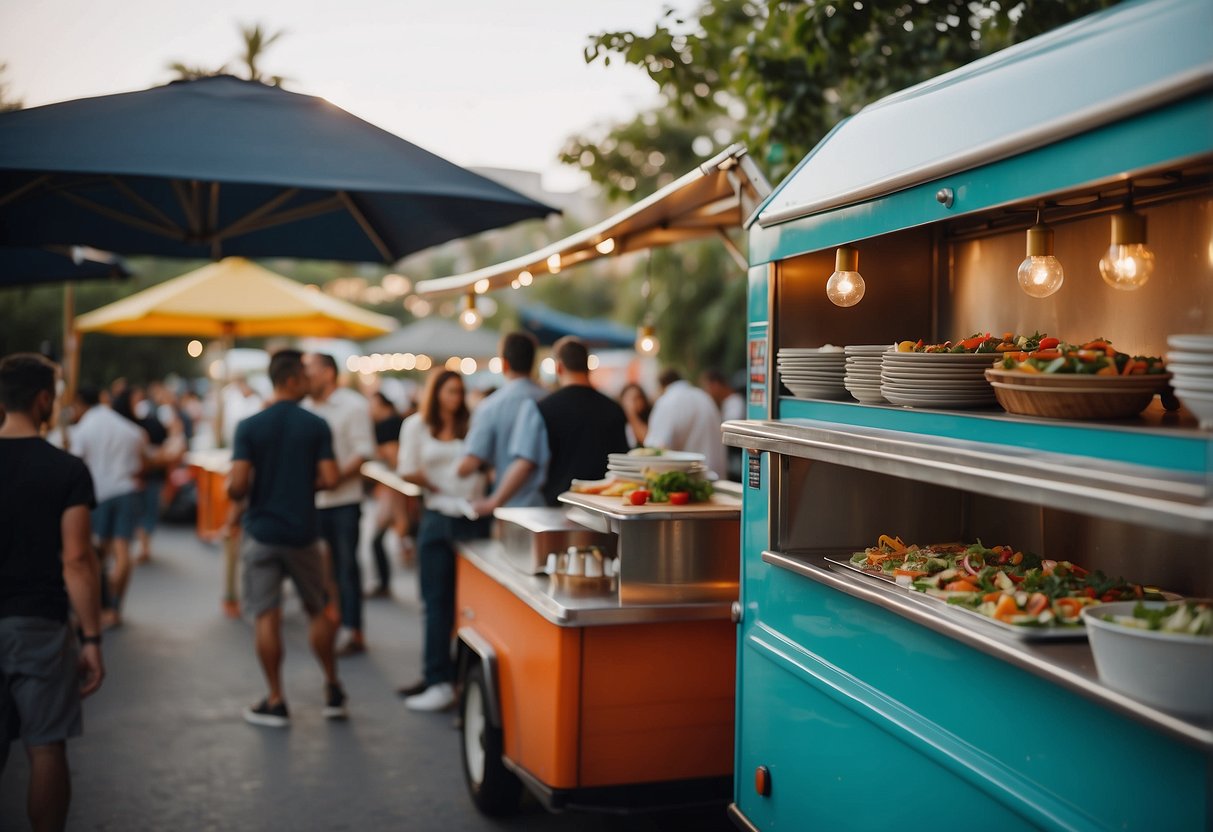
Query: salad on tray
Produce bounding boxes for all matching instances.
[846,535,1165,629]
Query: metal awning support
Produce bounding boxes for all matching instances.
[415,144,771,297]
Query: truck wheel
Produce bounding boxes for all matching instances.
[461,662,522,816]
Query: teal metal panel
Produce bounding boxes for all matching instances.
[750,94,1213,266]
[777,398,1210,475]
[734,450,771,809]
[735,564,1208,831]
[757,0,1213,230]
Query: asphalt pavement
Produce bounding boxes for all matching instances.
[0,518,733,832]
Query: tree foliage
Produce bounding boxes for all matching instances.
[555,0,1119,379]
[168,23,288,86]
[0,62,23,112]
[583,0,1120,180]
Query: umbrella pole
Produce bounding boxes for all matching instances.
[59,282,80,448]
[213,326,235,449]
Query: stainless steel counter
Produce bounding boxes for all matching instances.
[457,538,732,628]
[764,549,1213,751]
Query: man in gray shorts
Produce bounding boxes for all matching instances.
[228,349,346,727]
[1,353,105,832]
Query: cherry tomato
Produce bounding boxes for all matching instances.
[669,492,690,505]
[629,489,650,506]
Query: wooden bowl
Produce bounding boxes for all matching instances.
[987,380,1161,419]
[985,368,1171,390]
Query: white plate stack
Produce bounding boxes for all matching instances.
[844,344,891,403]
[607,451,706,480]
[1166,334,1213,429]
[880,351,1000,408]
[777,347,847,399]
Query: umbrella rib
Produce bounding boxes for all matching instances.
[213,188,302,238]
[56,191,184,239]
[171,180,203,238]
[0,174,52,210]
[214,193,341,241]
[337,191,394,262]
[108,177,182,232]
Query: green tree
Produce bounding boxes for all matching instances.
[584,0,1120,181]
[0,62,22,112]
[168,22,287,86]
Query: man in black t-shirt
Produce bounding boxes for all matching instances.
[0,352,104,832]
[493,337,630,507]
[228,349,346,728]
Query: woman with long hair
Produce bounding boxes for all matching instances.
[619,382,651,449]
[395,369,485,711]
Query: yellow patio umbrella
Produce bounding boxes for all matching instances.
[75,257,398,445]
[74,256,397,339]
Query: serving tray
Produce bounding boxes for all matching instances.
[824,556,1088,641]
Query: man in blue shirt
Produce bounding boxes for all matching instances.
[463,332,546,515]
[228,349,345,728]
[491,337,629,509]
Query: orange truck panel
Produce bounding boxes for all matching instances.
[457,558,582,788]
[579,621,735,786]
[458,556,736,792]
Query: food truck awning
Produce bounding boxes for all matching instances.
[415,144,770,297]
[757,0,1213,229]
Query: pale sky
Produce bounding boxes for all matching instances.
[0,0,696,191]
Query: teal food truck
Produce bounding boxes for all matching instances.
[724,0,1212,829]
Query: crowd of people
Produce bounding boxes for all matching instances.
[0,338,744,829]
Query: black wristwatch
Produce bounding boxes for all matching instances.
[78,631,101,646]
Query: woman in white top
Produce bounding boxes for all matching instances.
[395,369,485,711]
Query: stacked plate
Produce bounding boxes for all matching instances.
[777,347,847,399]
[844,344,891,403]
[1166,334,1213,429]
[607,451,706,480]
[881,351,1000,408]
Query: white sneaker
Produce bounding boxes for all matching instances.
[404,682,454,712]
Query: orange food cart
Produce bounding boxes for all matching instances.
[453,497,740,816]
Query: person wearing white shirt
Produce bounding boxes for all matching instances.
[645,369,728,478]
[700,368,745,480]
[304,353,375,657]
[71,385,146,626]
[395,369,486,711]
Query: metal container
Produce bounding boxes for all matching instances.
[560,493,740,604]
[493,506,615,575]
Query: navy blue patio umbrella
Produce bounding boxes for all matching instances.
[517,303,636,349]
[0,246,131,288]
[0,75,556,262]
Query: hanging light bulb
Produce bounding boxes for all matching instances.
[1017,211,1064,298]
[825,245,865,307]
[459,292,482,330]
[1099,208,1154,290]
[634,322,660,356]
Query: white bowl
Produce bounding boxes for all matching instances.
[1171,388,1213,429]
[1081,600,1213,719]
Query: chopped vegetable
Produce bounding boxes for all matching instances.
[1105,601,1213,636]
[645,470,713,503]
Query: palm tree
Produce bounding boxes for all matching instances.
[238,23,286,85]
[167,23,287,86]
[0,62,23,112]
